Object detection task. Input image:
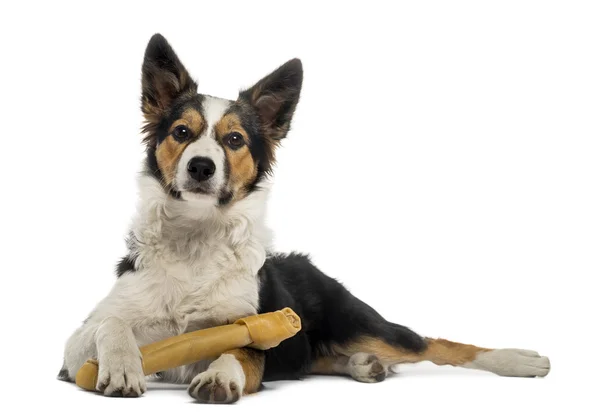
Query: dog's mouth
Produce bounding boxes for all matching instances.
[176,180,232,206]
[179,184,234,206]
[174,183,217,202]
[179,179,215,196]
[184,187,233,206]
[187,186,212,195]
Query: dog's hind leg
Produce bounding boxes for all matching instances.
[333,334,550,378]
[311,353,387,383]
[311,278,549,379]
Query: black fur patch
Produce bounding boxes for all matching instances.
[258,253,425,381]
[218,191,234,206]
[57,363,70,382]
[144,146,162,184]
[116,255,136,277]
[237,58,303,142]
[116,233,139,277]
[141,34,198,147]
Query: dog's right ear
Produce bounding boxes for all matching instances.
[141,34,197,140]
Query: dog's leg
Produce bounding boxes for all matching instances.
[94,317,147,396]
[188,348,265,404]
[61,316,147,396]
[334,336,550,378]
[311,353,387,383]
[61,321,98,382]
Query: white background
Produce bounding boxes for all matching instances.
[0,1,598,417]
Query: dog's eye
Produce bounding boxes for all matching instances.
[225,132,245,150]
[173,125,191,141]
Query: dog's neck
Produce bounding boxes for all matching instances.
[129,174,273,266]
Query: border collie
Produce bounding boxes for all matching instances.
[59,34,550,403]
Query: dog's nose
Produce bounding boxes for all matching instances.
[187,157,216,182]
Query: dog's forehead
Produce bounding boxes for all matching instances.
[170,94,234,128]
[200,95,233,128]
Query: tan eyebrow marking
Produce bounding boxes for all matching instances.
[168,108,205,137]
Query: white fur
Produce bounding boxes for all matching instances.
[95,317,147,396]
[463,349,550,377]
[188,354,245,402]
[347,353,387,383]
[63,170,273,389]
[175,95,230,197]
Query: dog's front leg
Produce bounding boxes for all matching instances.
[188,348,265,404]
[61,316,147,396]
[93,316,147,397]
[61,319,98,383]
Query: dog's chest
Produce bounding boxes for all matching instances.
[132,238,262,345]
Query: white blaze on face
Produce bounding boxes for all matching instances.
[175,96,231,200]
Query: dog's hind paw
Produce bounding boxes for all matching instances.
[465,348,550,377]
[348,353,387,383]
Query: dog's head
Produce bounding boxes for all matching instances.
[141,34,302,205]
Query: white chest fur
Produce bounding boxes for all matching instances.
[93,176,271,348]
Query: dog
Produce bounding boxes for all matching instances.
[59,33,550,403]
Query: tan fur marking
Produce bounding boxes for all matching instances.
[214,113,247,139]
[421,338,492,366]
[310,355,351,375]
[225,348,265,395]
[156,138,188,185]
[155,108,205,185]
[169,108,205,136]
[310,356,338,375]
[215,114,258,200]
[333,336,491,367]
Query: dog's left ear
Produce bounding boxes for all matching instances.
[238,59,303,141]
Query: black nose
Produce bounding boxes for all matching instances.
[187,157,216,182]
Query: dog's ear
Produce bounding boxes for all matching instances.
[141,34,197,134]
[238,59,303,141]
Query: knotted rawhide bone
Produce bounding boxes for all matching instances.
[75,308,302,392]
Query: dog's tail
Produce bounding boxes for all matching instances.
[334,319,550,377]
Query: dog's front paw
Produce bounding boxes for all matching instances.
[188,370,242,404]
[96,352,147,397]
